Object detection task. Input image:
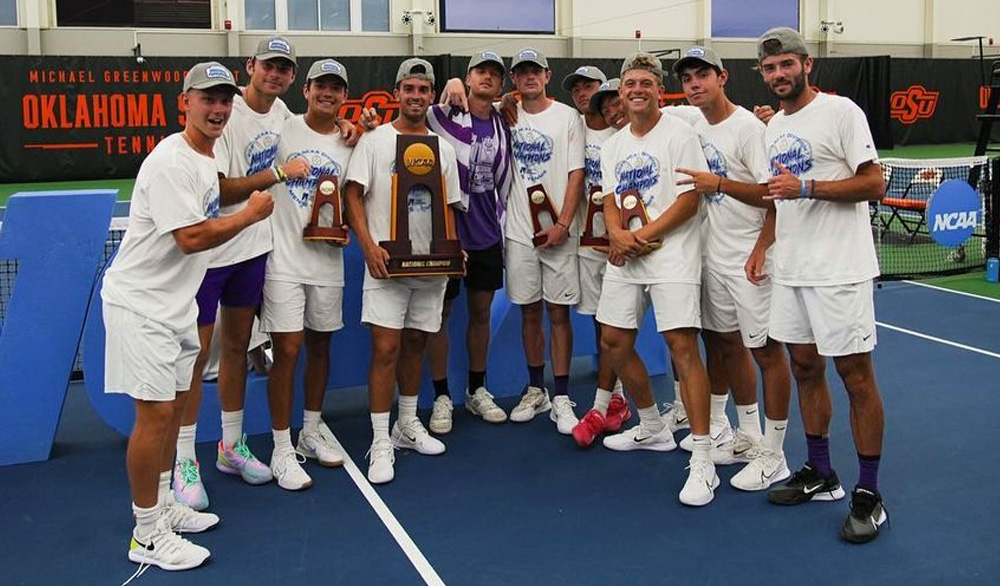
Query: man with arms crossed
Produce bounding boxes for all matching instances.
[755,27,888,543]
[344,58,463,484]
[103,62,272,570]
[505,48,586,434]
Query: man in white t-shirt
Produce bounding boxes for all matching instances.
[102,62,273,571]
[596,52,718,506]
[504,48,586,435]
[259,59,356,491]
[343,58,463,484]
[754,28,888,544]
[670,47,794,492]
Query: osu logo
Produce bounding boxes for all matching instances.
[338,91,400,126]
[890,85,939,124]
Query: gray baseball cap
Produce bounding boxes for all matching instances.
[511,47,548,71]
[757,27,809,61]
[588,78,620,114]
[468,50,506,74]
[396,57,435,84]
[183,61,240,94]
[620,51,665,80]
[673,46,724,75]
[307,59,349,86]
[254,36,296,65]
[562,65,607,91]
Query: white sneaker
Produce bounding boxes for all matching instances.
[510,386,551,423]
[162,496,219,534]
[128,517,210,571]
[660,400,690,432]
[429,395,454,434]
[680,419,735,456]
[549,395,579,434]
[602,424,678,452]
[713,428,760,466]
[296,429,344,467]
[367,438,395,484]
[465,387,507,423]
[730,447,791,491]
[270,449,313,491]
[391,418,446,455]
[679,458,720,506]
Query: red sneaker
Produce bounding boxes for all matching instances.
[604,394,633,432]
[572,409,606,448]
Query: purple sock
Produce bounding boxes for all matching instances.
[806,434,833,477]
[553,375,569,397]
[857,453,881,493]
[528,364,545,389]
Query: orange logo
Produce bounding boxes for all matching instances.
[890,85,939,124]
[338,90,400,126]
[981,86,994,110]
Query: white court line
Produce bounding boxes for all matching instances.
[325,428,446,586]
[876,320,1000,359]
[901,279,1000,304]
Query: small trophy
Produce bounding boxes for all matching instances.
[528,183,559,247]
[619,188,661,250]
[580,184,609,249]
[379,134,464,277]
[303,174,349,245]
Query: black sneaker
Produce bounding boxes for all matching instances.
[841,486,889,544]
[766,462,846,505]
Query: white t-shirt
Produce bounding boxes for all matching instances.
[267,115,354,287]
[102,133,219,331]
[580,122,617,261]
[344,123,463,291]
[601,113,709,285]
[765,92,880,286]
[210,94,293,268]
[661,104,702,127]
[506,101,585,245]
[694,106,771,276]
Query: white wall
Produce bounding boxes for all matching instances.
[570,0,703,40]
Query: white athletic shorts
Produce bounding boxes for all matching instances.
[701,268,772,348]
[504,238,580,305]
[577,254,608,316]
[596,280,701,332]
[260,279,344,333]
[361,278,447,333]
[769,280,877,357]
[103,303,199,402]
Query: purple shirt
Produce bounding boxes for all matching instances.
[458,115,503,250]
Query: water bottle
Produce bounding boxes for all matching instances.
[987,257,1000,283]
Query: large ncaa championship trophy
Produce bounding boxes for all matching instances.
[528,183,559,247]
[303,174,349,245]
[619,188,661,250]
[580,184,609,249]
[380,135,464,277]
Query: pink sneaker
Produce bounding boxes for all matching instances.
[172,459,209,511]
[572,409,606,448]
[216,434,273,485]
[604,394,633,432]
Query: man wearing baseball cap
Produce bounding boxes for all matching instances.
[504,47,586,436]
[589,78,626,130]
[105,61,273,571]
[754,26,889,544]
[423,50,514,434]
[343,57,464,484]
[259,58,356,491]
[670,46,794,493]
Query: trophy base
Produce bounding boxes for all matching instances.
[303,226,349,245]
[385,253,465,277]
[580,235,609,248]
[644,240,662,251]
[532,234,548,248]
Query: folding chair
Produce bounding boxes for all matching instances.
[880,167,941,243]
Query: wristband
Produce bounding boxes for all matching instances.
[799,178,808,199]
[716,176,723,194]
[556,221,569,232]
[810,179,816,198]
[272,166,281,183]
[273,165,288,183]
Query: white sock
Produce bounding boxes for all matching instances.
[710,393,729,425]
[673,379,682,403]
[397,395,418,425]
[371,411,390,442]
[221,409,243,448]
[593,388,612,414]
[611,379,624,396]
[736,402,763,440]
[303,410,322,435]
[637,405,666,434]
[763,417,788,453]
[272,428,293,454]
[176,424,197,462]
[132,502,160,541]
[689,434,711,462]
[157,470,171,507]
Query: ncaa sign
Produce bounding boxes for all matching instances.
[928,179,980,247]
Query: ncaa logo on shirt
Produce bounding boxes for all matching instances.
[511,127,554,182]
[927,179,980,247]
[585,143,603,187]
[702,142,728,203]
[245,131,280,175]
[285,150,341,208]
[768,132,813,177]
[614,151,659,206]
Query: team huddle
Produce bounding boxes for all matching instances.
[103,27,890,575]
